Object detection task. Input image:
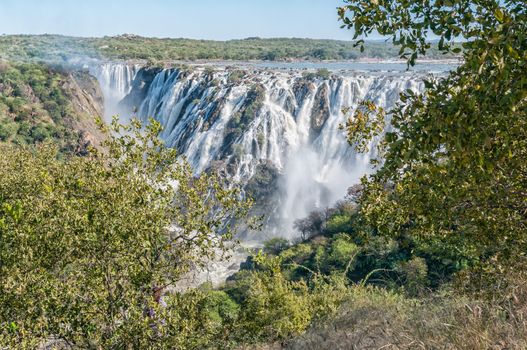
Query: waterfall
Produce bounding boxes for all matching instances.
[95,63,428,240]
[90,62,139,119]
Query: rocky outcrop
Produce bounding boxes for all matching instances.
[309,83,330,140]
[118,66,162,115]
[293,79,315,116]
[65,71,104,117]
[62,71,106,153]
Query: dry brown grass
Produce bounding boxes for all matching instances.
[285,273,527,350]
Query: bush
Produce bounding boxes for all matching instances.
[280,243,314,264]
[302,71,316,81]
[231,255,349,343]
[200,290,240,326]
[325,234,359,270]
[29,124,53,142]
[325,214,353,234]
[239,270,312,341]
[0,119,249,348]
[228,70,246,84]
[263,237,290,255]
[315,68,331,80]
[0,119,17,141]
[395,256,429,296]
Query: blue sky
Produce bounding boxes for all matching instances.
[0,0,357,40]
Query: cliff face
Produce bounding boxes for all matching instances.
[309,82,330,140]
[62,71,106,154]
[119,66,162,113]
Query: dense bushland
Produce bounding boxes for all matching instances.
[0,34,460,63]
[0,61,101,152]
[0,120,250,348]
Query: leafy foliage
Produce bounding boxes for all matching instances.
[340,0,527,279]
[0,119,250,348]
[263,237,290,255]
[0,61,82,149]
[222,254,349,344]
[277,199,453,293]
[339,0,522,66]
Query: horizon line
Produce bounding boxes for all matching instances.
[0,33,395,43]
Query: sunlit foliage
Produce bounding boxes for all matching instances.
[0,119,250,348]
[340,0,527,279]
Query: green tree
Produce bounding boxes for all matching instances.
[0,118,250,348]
[263,237,290,255]
[339,0,526,278]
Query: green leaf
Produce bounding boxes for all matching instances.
[494,8,504,22]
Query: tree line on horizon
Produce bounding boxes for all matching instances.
[0,34,461,63]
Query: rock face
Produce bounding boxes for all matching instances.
[62,71,106,153]
[65,72,104,117]
[309,82,330,140]
[119,66,162,115]
[292,79,314,113]
[95,63,426,238]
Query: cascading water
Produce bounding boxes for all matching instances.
[95,63,427,241]
[90,62,139,118]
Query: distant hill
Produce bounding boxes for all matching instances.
[0,34,460,63]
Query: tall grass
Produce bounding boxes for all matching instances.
[287,274,527,349]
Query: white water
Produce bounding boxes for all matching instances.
[91,63,139,118]
[95,64,427,240]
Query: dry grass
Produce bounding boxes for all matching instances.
[285,275,527,350]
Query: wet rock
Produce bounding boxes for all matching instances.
[119,66,163,114]
[309,83,330,139]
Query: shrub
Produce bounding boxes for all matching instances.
[280,243,314,264]
[325,234,359,270]
[315,68,331,79]
[228,70,246,84]
[263,237,290,255]
[395,256,429,296]
[0,119,17,141]
[29,124,53,142]
[325,214,353,234]
[302,71,317,81]
[239,270,312,341]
